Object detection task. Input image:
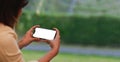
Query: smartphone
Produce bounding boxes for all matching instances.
[33,28,56,40]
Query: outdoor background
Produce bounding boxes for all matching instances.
[16,0,120,62]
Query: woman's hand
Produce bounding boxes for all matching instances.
[18,25,41,49]
[38,28,60,62]
[47,28,60,50]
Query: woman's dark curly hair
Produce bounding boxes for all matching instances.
[0,0,28,28]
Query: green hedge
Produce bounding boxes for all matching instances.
[16,14,120,46]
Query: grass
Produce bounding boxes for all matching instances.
[22,50,120,62]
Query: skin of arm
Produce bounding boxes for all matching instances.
[18,25,60,62]
[38,28,60,62]
[18,25,41,49]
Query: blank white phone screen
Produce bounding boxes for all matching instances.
[33,28,56,40]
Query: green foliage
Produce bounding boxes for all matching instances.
[17,14,120,46]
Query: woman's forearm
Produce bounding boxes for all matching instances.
[18,40,26,49]
[38,28,60,62]
[18,38,31,49]
[38,48,59,62]
[18,25,41,49]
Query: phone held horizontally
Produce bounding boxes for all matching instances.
[33,28,56,40]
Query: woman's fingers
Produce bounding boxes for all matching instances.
[29,25,40,32]
[53,28,60,40]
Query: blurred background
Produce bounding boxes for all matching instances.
[16,0,120,62]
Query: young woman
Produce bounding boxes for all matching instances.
[0,0,60,62]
